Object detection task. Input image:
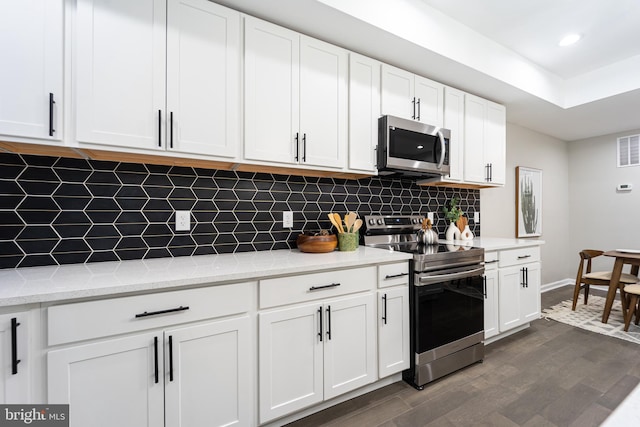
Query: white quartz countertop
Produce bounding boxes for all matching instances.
[441,237,545,251]
[0,247,412,307]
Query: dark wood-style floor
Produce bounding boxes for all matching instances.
[286,286,640,427]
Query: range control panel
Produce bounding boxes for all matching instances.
[363,215,425,232]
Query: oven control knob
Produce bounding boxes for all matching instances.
[377,219,384,225]
[412,218,419,224]
[368,219,376,225]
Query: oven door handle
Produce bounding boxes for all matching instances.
[416,266,485,285]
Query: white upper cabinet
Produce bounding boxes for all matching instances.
[0,0,63,142]
[381,64,443,127]
[348,53,381,173]
[166,0,240,158]
[463,94,506,186]
[75,0,166,150]
[75,0,240,159]
[442,86,465,182]
[244,16,347,169]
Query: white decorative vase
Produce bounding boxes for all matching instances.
[445,222,460,241]
[460,225,474,241]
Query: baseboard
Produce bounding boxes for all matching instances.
[541,279,573,292]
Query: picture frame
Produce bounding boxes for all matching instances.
[516,166,542,238]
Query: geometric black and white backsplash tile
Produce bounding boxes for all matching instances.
[0,152,480,269]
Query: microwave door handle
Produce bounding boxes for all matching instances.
[437,130,446,169]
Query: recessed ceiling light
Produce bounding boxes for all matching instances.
[558,34,581,47]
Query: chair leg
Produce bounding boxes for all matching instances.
[584,284,590,305]
[624,295,638,332]
[635,298,640,326]
[572,281,583,311]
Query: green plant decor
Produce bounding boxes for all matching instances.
[520,176,538,234]
[443,197,463,223]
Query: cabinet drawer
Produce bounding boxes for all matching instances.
[378,262,409,288]
[499,247,540,268]
[48,282,252,346]
[260,267,375,309]
[484,251,499,271]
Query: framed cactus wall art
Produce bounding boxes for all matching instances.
[516,166,542,237]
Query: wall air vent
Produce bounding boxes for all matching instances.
[617,134,640,167]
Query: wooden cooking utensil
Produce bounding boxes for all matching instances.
[332,213,345,233]
[328,213,340,231]
[352,218,363,233]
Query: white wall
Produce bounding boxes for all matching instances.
[481,123,572,285]
[568,128,640,272]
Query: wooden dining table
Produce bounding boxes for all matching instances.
[602,250,640,323]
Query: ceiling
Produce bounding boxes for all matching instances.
[219,0,640,141]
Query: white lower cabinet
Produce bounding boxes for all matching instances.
[377,287,409,378]
[498,263,541,331]
[483,269,499,340]
[46,283,253,427]
[0,311,31,403]
[259,293,376,423]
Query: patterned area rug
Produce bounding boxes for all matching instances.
[542,296,640,345]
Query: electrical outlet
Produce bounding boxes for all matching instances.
[283,211,293,228]
[427,212,434,222]
[474,212,480,223]
[175,211,191,231]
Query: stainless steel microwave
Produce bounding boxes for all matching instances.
[377,115,450,178]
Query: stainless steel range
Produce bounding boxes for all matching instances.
[363,214,485,389]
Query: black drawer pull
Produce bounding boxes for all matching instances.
[135,306,189,318]
[48,93,55,136]
[485,260,498,264]
[309,283,340,291]
[517,255,532,259]
[385,272,408,279]
[11,317,20,375]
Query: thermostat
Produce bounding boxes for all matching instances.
[617,184,632,192]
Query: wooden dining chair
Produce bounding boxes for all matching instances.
[623,284,640,331]
[572,249,639,310]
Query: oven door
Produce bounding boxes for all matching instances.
[414,266,484,355]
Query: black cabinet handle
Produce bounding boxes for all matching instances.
[411,97,416,120]
[326,305,332,340]
[170,111,174,149]
[485,260,498,264]
[483,276,487,299]
[309,283,340,291]
[302,133,307,162]
[48,93,55,136]
[489,163,493,182]
[158,110,162,147]
[485,164,491,182]
[525,267,529,288]
[11,318,20,375]
[294,132,299,161]
[384,272,409,279]
[317,306,323,342]
[382,294,388,325]
[135,306,189,318]
[153,336,159,384]
[168,335,174,382]
[517,255,531,260]
[416,98,421,121]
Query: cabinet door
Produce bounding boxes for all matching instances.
[0,0,63,141]
[348,53,380,173]
[323,294,376,400]
[377,287,409,378]
[485,101,506,185]
[299,36,347,169]
[244,17,299,164]
[165,316,252,427]
[166,0,240,158]
[414,76,444,127]
[498,266,523,332]
[259,303,322,423]
[521,263,541,324]
[48,332,164,427]
[463,94,487,184]
[0,312,30,403]
[381,64,415,120]
[75,0,166,149]
[483,270,499,339]
[443,87,465,182]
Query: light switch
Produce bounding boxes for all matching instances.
[283,211,293,228]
